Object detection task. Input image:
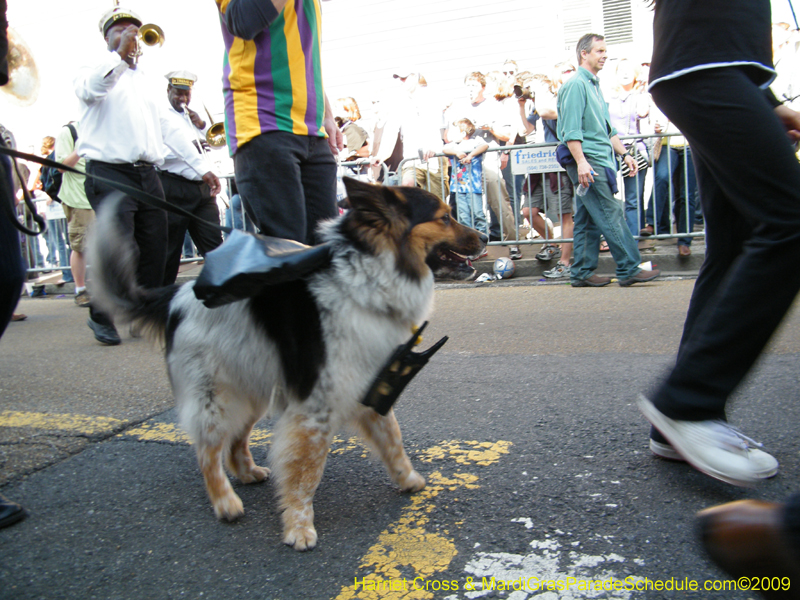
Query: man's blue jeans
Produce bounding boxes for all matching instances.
[623,168,647,237]
[645,146,698,246]
[224,193,255,239]
[565,164,642,282]
[455,191,487,234]
[46,217,73,282]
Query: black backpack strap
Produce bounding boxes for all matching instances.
[65,123,78,144]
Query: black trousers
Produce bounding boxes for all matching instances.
[158,171,223,286]
[84,161,168,327]
[233,131,337,246]
[0,156,25,338]
[650,68,800,421]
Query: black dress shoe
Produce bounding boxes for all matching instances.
[87,317,121,346]
[698,500,800,597]
[0,494,27,529]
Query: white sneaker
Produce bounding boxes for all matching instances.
[543,262,570,279]
[648,439,777,479]
[649,439,684,461]
[637,395,778,486]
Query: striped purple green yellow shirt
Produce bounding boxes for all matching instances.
[216,0,327,156]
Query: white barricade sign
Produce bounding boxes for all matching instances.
[510,147,565,175]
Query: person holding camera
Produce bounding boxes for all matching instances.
[607,58,651,238]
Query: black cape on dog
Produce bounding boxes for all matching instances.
[193,230,333,308]
[192,229,448,415]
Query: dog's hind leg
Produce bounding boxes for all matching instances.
[354,408,425,492]
[196,440,245,521]
[271,410,334,551]
[226,413,271,484]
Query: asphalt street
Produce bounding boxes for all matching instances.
[2,278,800,600]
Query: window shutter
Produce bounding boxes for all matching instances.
[563,0,593,48]
[603,0,634,44]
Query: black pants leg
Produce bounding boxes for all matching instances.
[233,132,337,246]
[650,68,800,421]
[0,156,25,338]
[159,173,223,286]
[84,161,168,326]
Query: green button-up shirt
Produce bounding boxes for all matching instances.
[557,67,618,170]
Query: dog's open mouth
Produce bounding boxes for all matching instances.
[426,248,479,281]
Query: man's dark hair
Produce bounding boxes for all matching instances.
[576,33,604,65]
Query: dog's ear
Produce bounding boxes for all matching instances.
[343,177,408,223]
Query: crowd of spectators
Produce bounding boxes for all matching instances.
[11,20,800,289]
[330,22,800,276]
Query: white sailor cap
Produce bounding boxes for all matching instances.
[165,70,198,90]
[99,7,143,38]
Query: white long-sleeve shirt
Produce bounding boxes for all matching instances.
[74,50,165,165]
[159,103,213,181]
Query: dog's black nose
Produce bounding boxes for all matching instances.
[478,231,489,244]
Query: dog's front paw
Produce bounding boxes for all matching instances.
[213,492,245,522]
[399,470,426,493]
[239,465,271,484]
[283,525,318,551]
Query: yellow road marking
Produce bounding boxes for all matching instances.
[1,412,370,454]
[0,410,125,435]
[418,439,512,467]
[1,411,510,597]
[335,440,512,600]
[122,421,192,444]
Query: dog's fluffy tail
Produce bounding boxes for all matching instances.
[86,193,178,340]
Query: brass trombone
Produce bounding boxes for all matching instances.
[181,104,226,151]
[203,105,226,148]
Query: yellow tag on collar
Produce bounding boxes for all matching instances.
[411,324,422,346]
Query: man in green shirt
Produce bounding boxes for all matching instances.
[557,33,660,287]
[54,121,94,306]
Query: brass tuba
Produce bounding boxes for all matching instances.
[2,28,40,107]
[204,105,226,148]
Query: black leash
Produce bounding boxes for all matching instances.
[1,142,48,236]
[0,145,233,236]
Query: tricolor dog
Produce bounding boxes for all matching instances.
[87,178,486,550]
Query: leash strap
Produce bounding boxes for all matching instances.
[0,145,232,235]
[1,142,48,236]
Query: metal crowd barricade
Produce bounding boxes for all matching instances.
[16,196,72,280]
[622,133,703,244]
[17,136,703,278]
[394,133,703,251]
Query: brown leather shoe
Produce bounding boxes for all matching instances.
[678,245,691,257]
[639,224,654,237]
[0,494,26,529]
[11,313,27,322]
[618,269,660,287]
[571,274,611,288]
[698,500,800,596]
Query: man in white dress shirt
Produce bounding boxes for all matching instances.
[158,70,221,285]
[74,6,166,345]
